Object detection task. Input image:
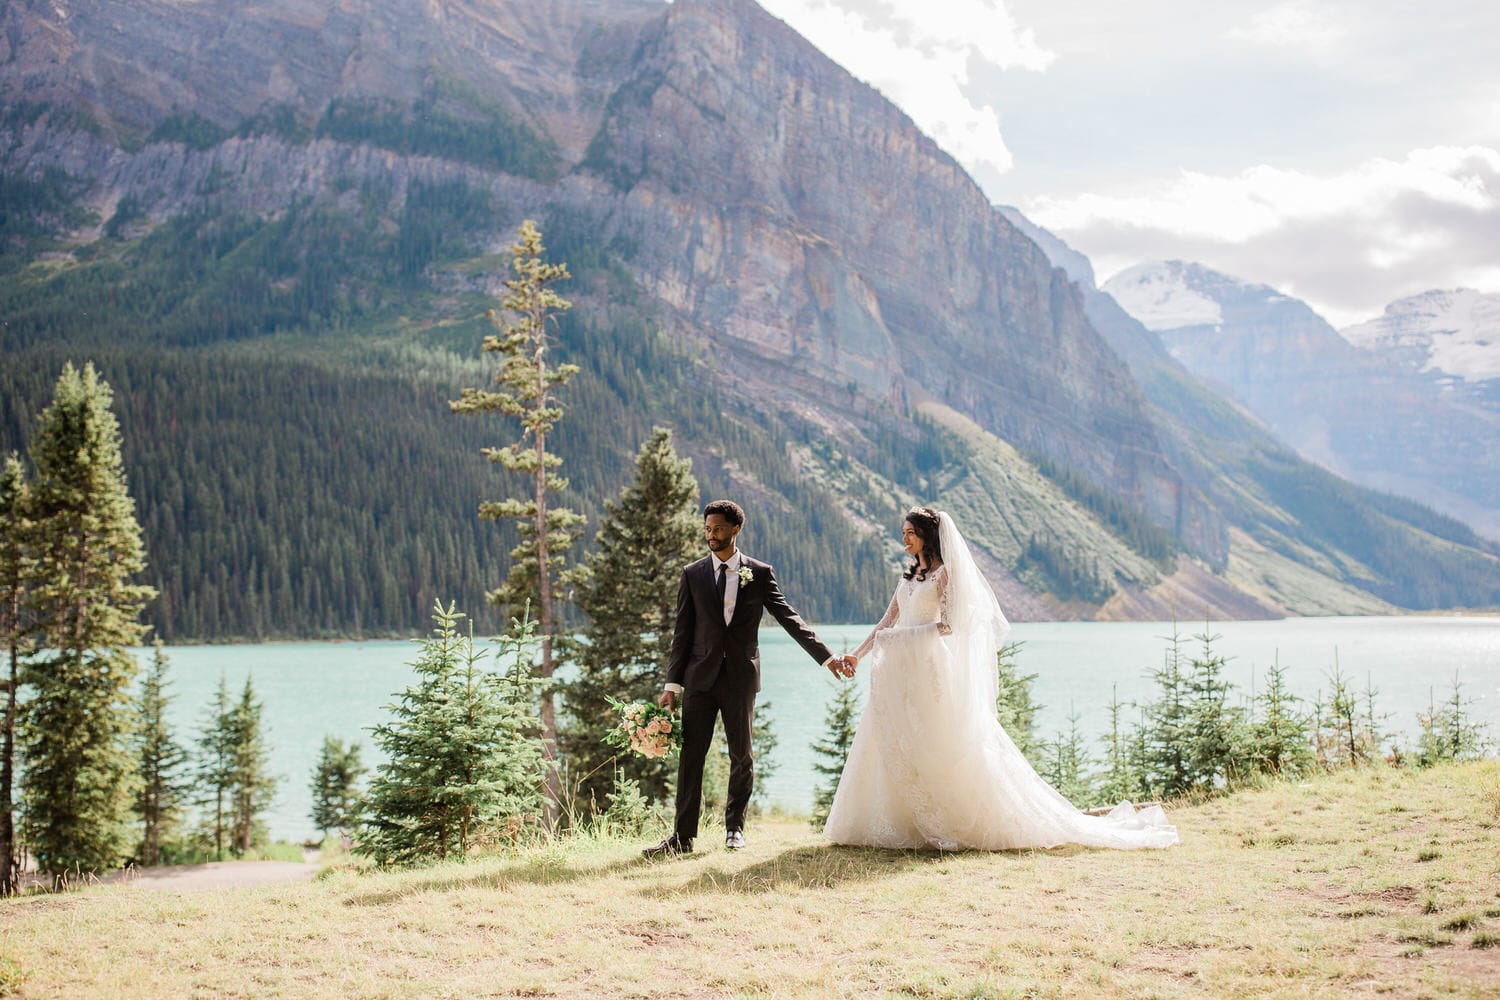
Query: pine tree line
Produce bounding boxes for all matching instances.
[0,327,895,640]
[983,626,1496,810]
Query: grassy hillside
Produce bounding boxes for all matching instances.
[2,762,1496,997]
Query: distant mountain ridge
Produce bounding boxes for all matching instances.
[1103,262,1500,541]
[3,0,1498,639]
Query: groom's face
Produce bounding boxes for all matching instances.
[704,514,740,554]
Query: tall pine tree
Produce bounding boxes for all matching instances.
[357,603,547,866]
[132,642,189,867]
[21,363,155,885]
[227,678,277,855]
[559,428,700,813]
[195,676,235,859]
[451,220,583,824]
[0,453,37,895]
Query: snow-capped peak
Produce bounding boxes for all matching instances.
[1101,261,1223,331]
[1341,289,1500,383]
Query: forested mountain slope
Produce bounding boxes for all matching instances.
[2,0,1496,639]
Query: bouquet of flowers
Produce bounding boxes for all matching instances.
[604,696,682,760]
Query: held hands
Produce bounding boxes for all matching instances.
[665,655,855,704]
[826,654,857,679]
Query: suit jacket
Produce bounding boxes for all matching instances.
[666,554,833,693]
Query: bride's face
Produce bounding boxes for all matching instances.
[901,519,924,558]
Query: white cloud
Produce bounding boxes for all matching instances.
[760,0,1054,177]
[1026,147,1500,326]
[1228,0,1348,51]
[1031,147,1499,241]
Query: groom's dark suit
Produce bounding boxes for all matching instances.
[666,553,833,842]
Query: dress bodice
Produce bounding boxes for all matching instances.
[897,574,944,626]
[852,565,951,660]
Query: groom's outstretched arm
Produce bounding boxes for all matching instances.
[760,566,835,667]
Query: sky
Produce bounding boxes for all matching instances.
[756,0,1500,328]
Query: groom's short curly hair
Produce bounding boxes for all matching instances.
[703,499,745,526]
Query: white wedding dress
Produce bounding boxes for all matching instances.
[824,513,1178,852]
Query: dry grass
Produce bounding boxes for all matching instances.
[3,762,1499,998]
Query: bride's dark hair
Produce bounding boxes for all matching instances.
[902,506,943,581]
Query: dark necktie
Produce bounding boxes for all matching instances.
[716,562,728,607]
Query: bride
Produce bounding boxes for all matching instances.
[824,507,1179,851]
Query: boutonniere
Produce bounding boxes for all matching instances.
[737,565,755,587]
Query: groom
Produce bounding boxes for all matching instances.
[643,500,854,858]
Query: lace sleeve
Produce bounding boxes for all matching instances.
[851,586,900,660]
[934,564,953,636]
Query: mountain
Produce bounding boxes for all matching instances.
[1102,262,1500,541]
[3,0,1498,640]
[1342,289,1500,400]
[1005,213,1500,615]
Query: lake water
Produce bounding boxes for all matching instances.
[141,615,1500,842]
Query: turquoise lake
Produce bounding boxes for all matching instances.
[139,615,1500,842]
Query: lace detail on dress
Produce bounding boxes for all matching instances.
[934,565,953,637]
[851,588,899,661]
[851,565,952,661]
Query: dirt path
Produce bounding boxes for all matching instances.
[101,857,321,893]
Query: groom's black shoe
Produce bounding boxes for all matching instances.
[725,829,746,851]
[642,835,692,859]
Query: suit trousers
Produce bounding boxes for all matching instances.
[674,663,756,841]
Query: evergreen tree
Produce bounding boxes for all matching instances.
[357,603,547,866]
[1184,626,1250,790]
[1246,658,1314,778]
[1316,662,1379,769]
[132,642,189,867]
[20,362,155,885]
[451,220,584,823]
[559,428,700,813]
[1136,626,1194,797]
[195,676,235,860]
[1414,674,1492,767]
[810,679,862,830]
[1095,685,1144,805]
[227,678,276,855]
[0,453,37,895]
[994,640,1040,762]
[309,736,365,839]
[1042,708,1097,807]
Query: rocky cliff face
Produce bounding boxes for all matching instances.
[5,0,1203,549]
[2,0,660,160]
[574,0,1199,541]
